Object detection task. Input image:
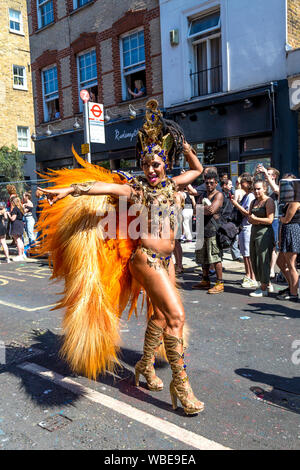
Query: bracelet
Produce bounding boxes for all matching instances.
[70,181,96,197]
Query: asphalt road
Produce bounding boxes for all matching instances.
[0,250,299,451]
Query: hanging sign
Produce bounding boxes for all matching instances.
[88,102,105,144]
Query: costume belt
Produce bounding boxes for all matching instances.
[131,245,171,272]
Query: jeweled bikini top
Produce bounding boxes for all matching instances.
[115,170,182,231]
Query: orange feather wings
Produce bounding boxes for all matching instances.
[35,147,141,379]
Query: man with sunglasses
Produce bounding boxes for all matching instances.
[193,171,224,294]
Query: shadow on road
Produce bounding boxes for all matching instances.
[0,329,83,408]
[0,330,185,415]
[244,302,300,319]
[235,368,300,415]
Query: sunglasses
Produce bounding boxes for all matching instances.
[205,181,215,186]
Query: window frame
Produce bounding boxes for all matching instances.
[76,48,98,112]
[189,10,222,98]
[119,27,146,101]
[37,0,54,30]
[188,11,221,41]
[41,64,59,122]
[17,126,31,152]
[9,8,23,35]
[73,0,93,10]
[12,65,27,90]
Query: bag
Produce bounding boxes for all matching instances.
[212,218,239,250]
[231,194,248,231]
[231,207,244,230]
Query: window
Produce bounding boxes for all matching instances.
[239,134,272,175]
[17,127,31,151]
[242,135,272,153]
[189,11,222,98]
[9,9,22,33]
[13,65,27,90]
[120,29,146,101]
[77,49,98,111]
[42,66,60,122]
[37,0,54,29]
[188,12,220,38]
[73,0,93,9]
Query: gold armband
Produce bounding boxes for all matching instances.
[70,181,96,197]
[183,145,193,156]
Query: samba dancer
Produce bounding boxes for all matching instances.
[37,100,204,415]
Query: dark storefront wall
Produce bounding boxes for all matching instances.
[35,81,299,177]
[175,95,272,144]
[35,117,144,170]
[171,80,299,178]
[173,94,272,180]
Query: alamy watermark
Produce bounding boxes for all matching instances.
[290,79,300,107]
[95,199,205,249]
[291,340,300,365]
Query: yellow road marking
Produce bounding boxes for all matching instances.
[0,275,26,282]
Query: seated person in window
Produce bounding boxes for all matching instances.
[128,80,146,99]
[89,91,96,103]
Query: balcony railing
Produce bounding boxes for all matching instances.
[190,65,222,98]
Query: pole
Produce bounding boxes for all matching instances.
[83,101,91,163]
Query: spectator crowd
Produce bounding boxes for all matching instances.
[0,185,40,263]
[0,168,299,303]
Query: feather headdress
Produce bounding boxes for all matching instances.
[136,99,185,170]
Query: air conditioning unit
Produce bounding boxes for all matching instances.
[170,29,179,46]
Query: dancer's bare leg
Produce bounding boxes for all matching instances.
[151,258,175,329]
[129,251,185,337]
[130,251,204,414]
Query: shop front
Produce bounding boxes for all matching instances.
[34,116,145,172]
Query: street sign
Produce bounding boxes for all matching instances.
[88,102,105,144]
[89,103,102,119]
[81,143,90,155]
[80,89,90,103]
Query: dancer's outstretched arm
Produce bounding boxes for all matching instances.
[37,182,131,205]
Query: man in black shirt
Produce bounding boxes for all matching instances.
[193,171,224,294]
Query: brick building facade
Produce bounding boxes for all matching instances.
[27,0,163,170]
[287,0,300,49]
[0,1,35,159]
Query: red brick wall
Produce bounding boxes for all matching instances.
[30,2,162,125]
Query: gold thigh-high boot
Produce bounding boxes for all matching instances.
[135,318,164,391]
[163,332,205,415]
